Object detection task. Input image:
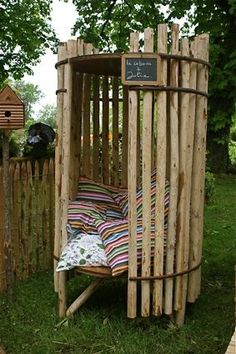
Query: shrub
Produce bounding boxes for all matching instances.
[205,171,216,203]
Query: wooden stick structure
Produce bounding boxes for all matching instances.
[53,25,209,323]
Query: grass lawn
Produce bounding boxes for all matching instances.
[0,175,235,354]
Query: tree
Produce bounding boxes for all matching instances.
[71,0,236,172]
[36,104,56,129]
[0,0,58,84]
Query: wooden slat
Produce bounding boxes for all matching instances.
[42,160,49,270]
[102,76,110,184]
[82,74,91,177]
[188,34,209,301]
[141,27,153,317]
[163,24,179,315]
[92,75,100,182]
[112,76,119,187]
[34,161,40,272]
[153,23,168,316]
[122,85,129,187]
[49,159,55,265]
[27,161,33,276]
[127,89,138,319]
[54,42,67,291]
[175,38,190,325]
[21,162,27,279]
[127,31,139,319]
[0,166,6,292]
[12,163,20,278]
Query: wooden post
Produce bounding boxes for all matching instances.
[164,24,179,316]
[54,42,67,292]
[122,86,129,188]
[127,32,139,319]
[112,76,119,187]
[153,24,168,316]
[188,34,209,302]
[141,27,153,317]
[2,131,13,299]
[0,166,6,292]
[92,75,100,182]
[175,37,190,325]
[102,76,110,184]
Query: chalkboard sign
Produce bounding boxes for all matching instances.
[122,53,159,86]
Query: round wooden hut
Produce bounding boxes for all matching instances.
[54,23,209,325]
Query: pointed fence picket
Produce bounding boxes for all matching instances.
[0,158,55,291]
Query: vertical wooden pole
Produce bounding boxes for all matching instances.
[42,160,49,270]
[2,131,13,298]
[27,161,33,275]
[92,75,100,182]
[122,86,129,188]
[112,76,119,187]
[188,34,209,302]
[49,158,55,266]
[141,28,153,317]
[102,76,110,184]
[0,166,6,292]
[12,162,19,278]
[82,73,92,178]
[34,161,40,272]
[127,32,139,319]
[164,24,179,316]
[54,42,67,291]
[175,38,190,325]
[21,161,27,279]
[153,24,168,316]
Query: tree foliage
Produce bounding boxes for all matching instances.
[71,0,236,171]
[0,0,58,83]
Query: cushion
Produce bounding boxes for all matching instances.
[56,227,108,271]
[95,218,168,276]
[77,177,116,204]
[67,200,106,233]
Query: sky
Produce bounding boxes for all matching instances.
[24,0,77,113]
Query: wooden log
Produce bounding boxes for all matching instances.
[122,85,129,187]
[12,162,20,278]
[49,159,55,266]
[102,76,110,184]
[66,278,103,316]
[34,160,40,272]
[92,75,100,182]
[42,160,49,270]
[2,132,14,297]
[141,27,153,317]
[127,31,139,319]
[54,42,67,291]
[21,161,27,279]
[153,24,168,316]
[59,41,74,316]
[82,73,92,177]
[27,161,33,276]
[175,38,190,325]
[112,76,119,187]
[188,34,209,302]
[164,24,179,316]
[127,89,138,318]
[0,166,6,292]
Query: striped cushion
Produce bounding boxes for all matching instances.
[96,218,168,276]
[68,200,106,233]
[77,177,121,204]
[114,178,170,220]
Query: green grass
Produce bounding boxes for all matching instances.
[0,175,235,354]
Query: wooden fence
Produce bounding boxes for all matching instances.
[0,158,55,292]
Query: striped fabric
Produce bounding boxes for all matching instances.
[95,218,168,276]
[114,178,170,220]
[68,201,106,233]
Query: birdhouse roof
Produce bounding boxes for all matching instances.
[0,85,24,106]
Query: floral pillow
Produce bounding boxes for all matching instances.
[56,228,108,271]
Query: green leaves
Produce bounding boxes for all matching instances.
[0,0,58,84]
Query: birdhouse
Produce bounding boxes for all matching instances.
[0,85,25,130]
